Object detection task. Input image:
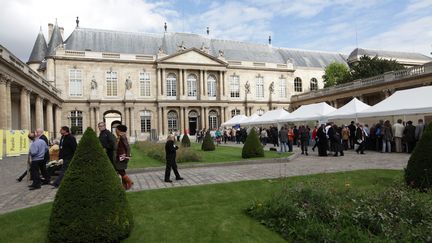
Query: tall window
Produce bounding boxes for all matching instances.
[230,75,240,98]
[310,78,318,91]
[279,78,287,98]
[187,74,197,97]
[207,75,217,98]
[257,108,265,116]
[294,77,302,92]
[70,110,83,134]
[231,109,240,118]
[69,69,82,96]
[209,110,218,129]
[140,111,152,133]
[139,72,151,96]
[106,71,118,96]
[166,73,177,97]
[167,111,178,134]
[256,75,264,98]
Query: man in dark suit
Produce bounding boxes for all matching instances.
[348,121,356,149]
[164,135,183,183]
[52,126,77,188]
[98,122,116,163]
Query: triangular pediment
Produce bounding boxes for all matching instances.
[157,48,227,66]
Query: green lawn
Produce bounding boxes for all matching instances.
[128,142,290,169]
[0,169,406,243]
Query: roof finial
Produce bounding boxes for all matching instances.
[268,35,272,45]
[206,27,209,35]
[164,22,167,32]
[76,16,79,28]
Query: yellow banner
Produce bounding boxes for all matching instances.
[6,130,21,157]
[20,130,29,154]
[44,131,49,140]
[0,130,3,160]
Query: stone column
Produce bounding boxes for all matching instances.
[203,70,207,98]
[178,69,183,99]
[158,107,163,137]
[130,107,135,138]
[222,71,226,97]
[20,87,30,130]
[89,107,94,131]
[95,107,101,128]
[35,95,44,129]
[6,80,12,129]
[55,106,62,139]
[221,107,226,125]
[161,69,165,96]
[219,71,223,100]
[124,107,130,132]
[184,107,188,134]
[156,68,160,98]
[46,101,53,138]
[199,70,204,100]
[0,78,7,129]
[200,107,205,131]
[204,107,209,130]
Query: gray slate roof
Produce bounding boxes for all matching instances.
[47,24,64,56]
[348,48,432,63]
[27,30,48,64]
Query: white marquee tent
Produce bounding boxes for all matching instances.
[221,115,247,127]
[278,102,336,122]
[357,86,432,118]
[240,113,261,126]
[247,109,290,125]
[326,98,371,120]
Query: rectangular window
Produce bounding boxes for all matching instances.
[69,69,82,97]
[139,72,151,96]
[231,109,240,118]
[230,75,240,98]
[106,71,118,96]
[256,76,264,98]
[70,110,83,134]
[279,78,287,98]
[140,112,151,133]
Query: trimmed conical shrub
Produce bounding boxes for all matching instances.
[242,128,264,158]
[405,123,432,190]
[201,130,215,151]
[181,133,191,147]
[48,128,133,242]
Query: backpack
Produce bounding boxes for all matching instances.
[375,127,381,136]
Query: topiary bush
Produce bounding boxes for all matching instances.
[242,128,264,158]
[48,127,133,243]
[181,133,191,147]
[405,123,432,190]
[201,131,215,151]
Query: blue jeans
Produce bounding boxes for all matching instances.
[280,142,287,152]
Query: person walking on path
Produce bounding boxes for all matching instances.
[393,119,404,152]
[164,134,183,183]
[28,132,49,190]
[115,125,133,190]
[355,124,368,154]
[51,126,77,188]
[98,122,116,163]
[278,126,288,153]
[299,125,309,155]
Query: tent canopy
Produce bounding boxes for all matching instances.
[358,86,432,118]
[279,102,336,122]
[248,109,290,125]
[326,97,371,120]
[221,114,247,126]
[240,113,260,126]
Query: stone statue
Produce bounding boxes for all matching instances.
[269,81,274,94]
[245,81,250,94]
[125,76,132,90]
[177,41,186,52]
[200,42,209,53]
[158,46,165,54]
[218,49,224,57]
[90,76,97,90]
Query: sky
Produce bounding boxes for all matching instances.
[1,0,431,61]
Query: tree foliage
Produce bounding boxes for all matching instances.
[242,128,264,158]
[201,131,215,151]
[181,133,191,147]
[322,62,351,87]
[350,55,405,80]
[48,128,133,242]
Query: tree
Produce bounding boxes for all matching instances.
[48,128,133,242]
[350,55,404,80]
[322,62,351,87]
[242,128,264,158]
[201,131,215,151]
[181,132,191,147]
[404,123,432,190]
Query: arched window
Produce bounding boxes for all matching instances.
[166,73,177,97]
[140,110,152,133]
[310,78,318,91]
[187,74,197,97]
[294,77,302,92]
[231,109,240,118]
[207,75,217,97]
[70,110,83,134]
[209,110,218,129]
[167,111,178,134]
[257,108,265,116]
[256,75,264,98]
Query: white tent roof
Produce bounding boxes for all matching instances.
[221,115,247,126]
[248,109,290,125]
[358,86,432,118]
[278,102,336,122]
[326,98,371,120]
[240,113,261,125]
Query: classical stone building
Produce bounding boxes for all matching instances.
[1,20,431,141]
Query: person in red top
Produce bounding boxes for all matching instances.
[311,126,318,151]
[287,127,294,152]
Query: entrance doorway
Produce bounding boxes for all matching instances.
[188,110,198,135]
[104,111,122,133]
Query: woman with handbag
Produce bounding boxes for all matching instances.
[115,125,133,190]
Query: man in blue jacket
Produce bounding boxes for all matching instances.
[28,132,49,190]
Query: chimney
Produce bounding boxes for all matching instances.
[48,23,53,40]
[59,27,64,39]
